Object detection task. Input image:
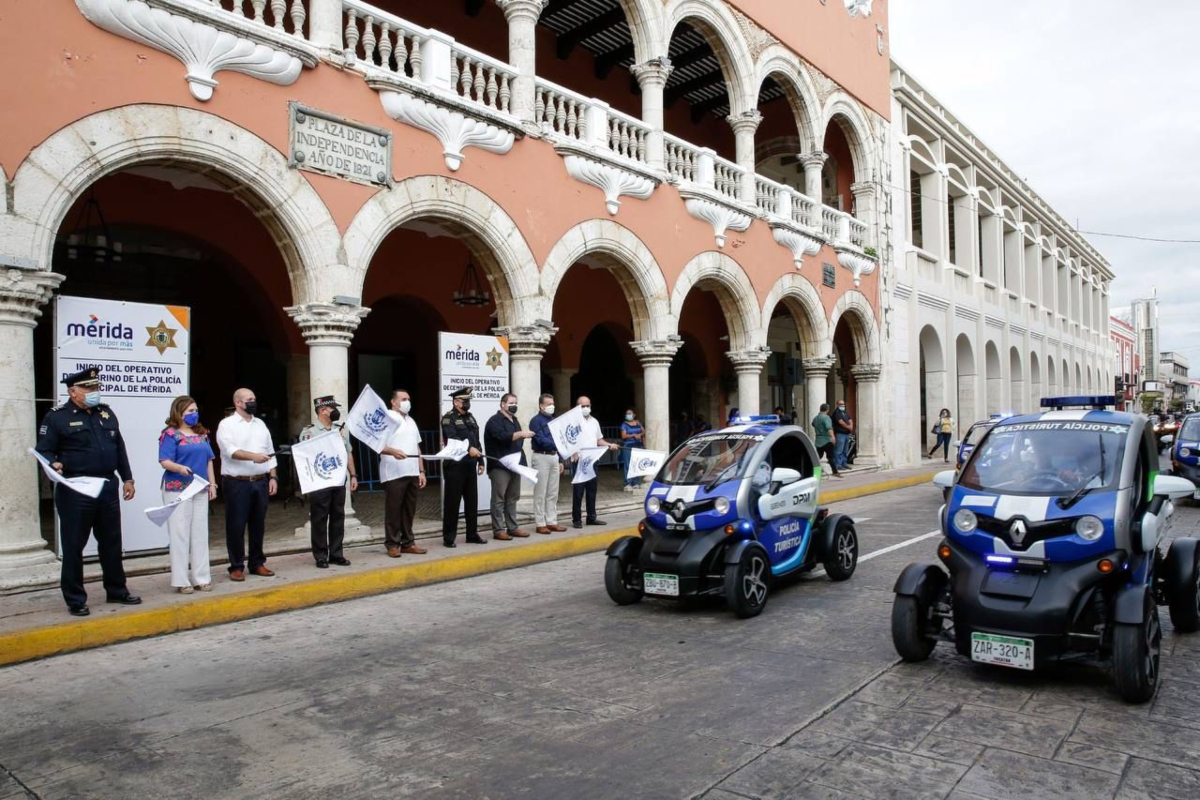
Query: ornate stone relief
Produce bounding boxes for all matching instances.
[379,91,515,171]
[557,146,657,215]
[837,250,877,287]
[771,226,822,269]
[729,7,780,60]
[680,192,752,249]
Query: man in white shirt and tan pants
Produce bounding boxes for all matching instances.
[380,389,427,558]
[215,387,278,581]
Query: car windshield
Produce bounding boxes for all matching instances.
[958,420,1129,497]
[1181,418,1200,440]
[964,423,994,448]
[658,433,763,486]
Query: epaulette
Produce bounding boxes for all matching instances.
[50,402,66,412]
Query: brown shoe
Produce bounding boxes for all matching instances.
[400,545,427,555]
[548,525,567,532]
[229,569,245,582]
[250,565,275,577]
[509,529,530,538]
[493,531,513,541]
[386,546,401,558]
[535,526,551,535]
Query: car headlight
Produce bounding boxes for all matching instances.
[952,509,978,533]
[1182,448,1192,458]
[646,497,661,515]
[1075,515,1104,541]
[713,496,730,515]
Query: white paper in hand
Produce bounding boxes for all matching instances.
[424,439,470,461]
[572,447,607,485]
[29,448,106,498]
[345,385,400,454]
[143,476,210,528]
[548,405,587,459]
[291,431,349,494]
[626,448,667,479]
[500,452,539,484]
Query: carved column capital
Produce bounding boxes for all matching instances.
[850,363,883,383]
[799,151,829,170]
[495,324,555,360]
[631,338,682,368]
[493,0,549,22]
[801,356,837,379]
[726,110,764,136]
[850,181,875,199]
[630,57,674,88]
[727,348,771,374]
[0,269,64,328]
[285,302,369,346]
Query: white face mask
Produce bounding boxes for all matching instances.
[399,400,411,414]
[581,406,592,418]
[543,405,555,416]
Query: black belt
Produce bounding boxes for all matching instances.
[533,450,557,456]
[225,473,270,482]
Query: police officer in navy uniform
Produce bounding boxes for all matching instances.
[35,368,142,616]
[440,387,485,547]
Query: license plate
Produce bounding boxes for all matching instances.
[971,633,1034,671]
[643,572,679,597]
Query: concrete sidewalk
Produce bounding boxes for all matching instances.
[0,463,939,666]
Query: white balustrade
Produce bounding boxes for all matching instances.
[605,108,649,164]
[791,191,816,229]
[449,41,515,114]
[209,0,309,37]
[664,135,699,183]
[821,205,841,241]
[755,176,781,216]
[534,79,590,141]
[712,155,743,202]
[342,1,422,77]
[848,216,868,248]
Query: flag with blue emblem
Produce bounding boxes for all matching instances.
[345,385,399,454]
[292,431,349,494]
[548,404,587,459]
[626,448,667,479]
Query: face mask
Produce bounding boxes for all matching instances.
[183,411,200,426]
[460,399,471,412]
[581,406,591,418]
[84,391,101,408]
[243,401,258,416]
[399,400,412,414]
[506,404,518,415]
[625,413,634,421]
[329,409,341,422]
[543,405,555,416]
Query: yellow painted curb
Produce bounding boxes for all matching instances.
[822,470,940,505]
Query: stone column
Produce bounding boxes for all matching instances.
[631,58,673,171]
[850,180,877,248]
[800,152,828,206]
[802,357,836,436]
[631,340,681,452]
[550,369,576,408]
[309,0,344,53]
[727,110,763,205]
[851,363,882,464]
[285,302,372,543]
[494,0,549,125]
[285,352,310,441]
[727,349,771,417]
[495,324,554,458]
[0,269,65,590]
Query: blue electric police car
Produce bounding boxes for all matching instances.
[1169,412,1200,499]
[603,417,858,618]
[892,396,1200,702]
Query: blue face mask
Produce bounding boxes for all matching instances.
[183,411,200,426]
[84,391,101,408]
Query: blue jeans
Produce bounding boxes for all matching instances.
[619,443,643,486]
[834,435,851,469]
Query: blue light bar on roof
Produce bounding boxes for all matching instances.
[1040,395,1116,410]
[731,414,781,425]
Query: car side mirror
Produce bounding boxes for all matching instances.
[771,467,802,486]
[953,440,962,449]
[1162,435,1175,445]
[1153,474,1194,499]
[932,470,956,490]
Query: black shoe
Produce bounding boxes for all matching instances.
[330,556,351,566]
[106,594,142,605]
[585,519,606,526]
[68,604,90,617]
[316,559,329,569]
[444,541,457,548]
[465,538,487,545]
[572,521,583,529]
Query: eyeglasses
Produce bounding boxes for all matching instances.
[580,406,591,410]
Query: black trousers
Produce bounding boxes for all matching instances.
[56,479,127,608]
[384,476,418,548]
[817,442,840,475]
[309,484,347,562]
[223,477,269,572]
[442,461,479,543]
[572,476,598,523]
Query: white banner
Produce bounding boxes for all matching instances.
[549,404,587,459]
[345,384,399,454]
[500,452,539,484]
[438,332,510,514]
[54,296,190,555]
[423,439,470,461]
[29,448,107,499]
[572,447,608,485]
[626,448,667,479]
[291,431,349,494]
[143,476,210,527]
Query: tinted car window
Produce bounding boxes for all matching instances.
[659,433,763,486]
[959,421,1129,496]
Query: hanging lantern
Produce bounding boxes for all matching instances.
[58,189,122,263]
[453,261,491,307]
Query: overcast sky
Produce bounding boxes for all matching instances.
[889,1,1200,360]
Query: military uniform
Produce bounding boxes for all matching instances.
[440,387,484,546]
[299,396,355,568]
[35,368,140,615]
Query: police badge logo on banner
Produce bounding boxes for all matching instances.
[346,385,399,453]
[292,431,348,494]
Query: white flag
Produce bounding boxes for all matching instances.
[626,448,667,479]
[500,452,539,484]
[548,405,588,459]
[572,447,608,484]
[292,431,349,494]
[345,385,399,454]
[423,438,470,461]
[144,477,210,527]
[29,448,106,498]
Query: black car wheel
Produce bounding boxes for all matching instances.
[1167,544,1200,633]
[891,594,939,661]
[604,556,643,606]
[823,519,858,581]
[724,546,770,618]
[1113,593,1162,703]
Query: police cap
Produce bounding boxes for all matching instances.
[450,387,473,400]
[63,367,101,389]
[314,395,341,410]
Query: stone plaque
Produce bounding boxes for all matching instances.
[288,102,391,187]
[822,262,836,288]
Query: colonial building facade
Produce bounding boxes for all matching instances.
[0,0,894,587]
[1111,315,1138,412]
[883,64,1114,465]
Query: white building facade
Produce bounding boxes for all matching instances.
[882,64,1114,466]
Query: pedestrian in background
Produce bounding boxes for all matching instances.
[157,395,216,594]
[727,406,741,426]
[619,407,645,491]
[812,403,842,478]
[440,387,485,548]
[484,392,534,540]
[833,399,854,470]
[299,396,358,569]
[571,396,620,528]
[528,393,565,534]
[929,408,954,462]
[380,389,426,558]
[215,387,277,581]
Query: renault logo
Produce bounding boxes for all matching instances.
[672,500,687,521]
[1009,519,1028,545]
